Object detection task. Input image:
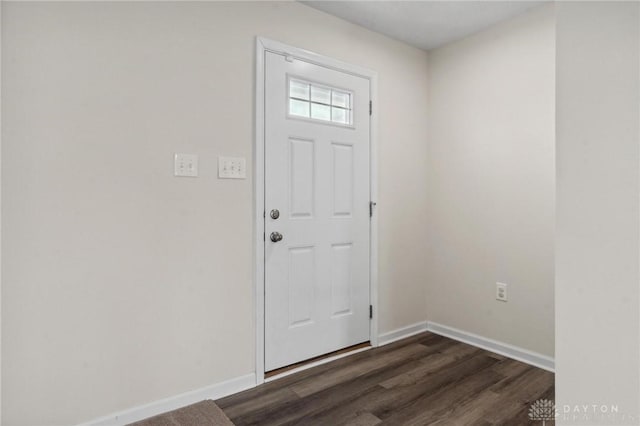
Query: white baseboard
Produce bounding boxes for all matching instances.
[378,321,429,346]
[426,321,555,372]
[77,373,256,426]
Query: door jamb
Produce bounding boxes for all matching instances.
[254,37,379,385]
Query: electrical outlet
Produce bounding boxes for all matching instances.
[496,282,508,302]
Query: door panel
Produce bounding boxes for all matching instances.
[332,142,354,216]
[330,243,353,316]
[289,138,315,218]
[288,246,315,327]
[264,51,370,371]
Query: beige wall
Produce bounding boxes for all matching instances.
[1,2,429,425]
[0,1,3,422]
[425,5,555,357]
[556,2,640,423]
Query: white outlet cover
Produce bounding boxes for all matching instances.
[218,156,247,179]
[496,282,508,302]
[174,153,198,177]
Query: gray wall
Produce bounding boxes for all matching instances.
[425,5,555,357]
[1,2,430,424]
[556,2,640,423]
[11,2,635,424]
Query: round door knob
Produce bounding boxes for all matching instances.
[270,209,280,220]
[270,232,283,242]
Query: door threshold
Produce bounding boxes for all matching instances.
[264,342,372,382]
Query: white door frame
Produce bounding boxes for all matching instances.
[254,37,379,385]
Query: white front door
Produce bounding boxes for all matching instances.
[264,51,371,371]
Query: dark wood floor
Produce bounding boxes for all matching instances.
[216,332,554,426]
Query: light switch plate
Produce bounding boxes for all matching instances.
[218,156,246,179]
[174,154,198,177]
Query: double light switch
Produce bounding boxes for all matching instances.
[174,154,246,179]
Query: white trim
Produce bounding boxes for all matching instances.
[369,72,379,348]
[426,321,555,372]
[0,1,4,420]
[264,346,372,383]
[255,37,379,381]
[76,373,256,426]
[258,38,377,80]
[378,321,429,346]
[254,37,266,387]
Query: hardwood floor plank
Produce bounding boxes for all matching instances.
[344,412,382,426]
[426,389,503,426]
[438,341,483,359]
[376,359,504,425]
[285,385,386,426]
[220,331,432,410]
[378,351,458,390]
[373,353,500,420]
[219,341,405,409]
[489,365,554,397]
[486,352,507,361]
[290,343,433,398]
[216,332,555,426]
[228,344,432,426]
[300,351,497,426]
[416,335,460,353]
[490,357,532,378]
[416,332,449,347]
[483,367,554,424]
[218,387,300,420]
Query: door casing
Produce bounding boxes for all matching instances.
[254,37,378,385]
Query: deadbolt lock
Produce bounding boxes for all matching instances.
[270,209,280,220]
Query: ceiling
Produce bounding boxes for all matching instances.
[301,1,547,51]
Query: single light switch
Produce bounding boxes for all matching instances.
[174,154,198,177]
[218,156,247,179]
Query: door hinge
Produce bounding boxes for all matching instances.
[369,201,377,218]
[369,305,373,319]
[369,100,372,116]
[263,232,265,241]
